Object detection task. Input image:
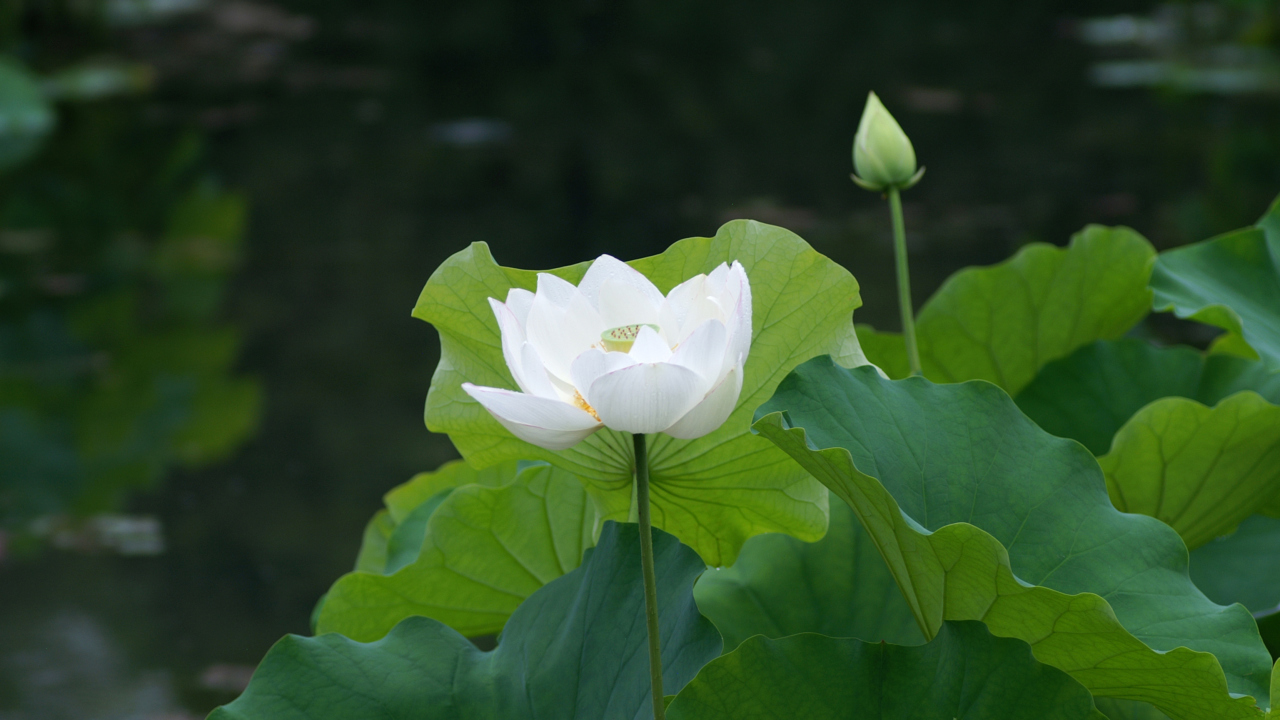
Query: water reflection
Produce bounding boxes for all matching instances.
[1,0,1279,716]
[1081,3,1280,94]
[0,172,260,550]
[2,4,263,715]
[2,611,195,720]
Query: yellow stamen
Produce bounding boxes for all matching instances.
[573,390,601,422]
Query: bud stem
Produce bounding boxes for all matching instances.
[888,187,922,376]
[634,432,666,720]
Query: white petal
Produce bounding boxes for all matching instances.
[519,342,564,400]
[532,272,581,309]
[505,288,535,326]
[526,279,604,383]
[683,296,725,344]
[704,270,730,312]
[724,261,753,374]
[706,263,737,311]
[577,255,665,312]
[668,319,727,390]
[708,261,748,314]
[462,383,601,450]
[658,274,704,338]
[662,360,744,439]
[545,372,580,401]
[588,362,702,434]
[490,297,530,393]
[708,262,730,288]
[660,275,729,345]
[598,277,661,330]
[727,262,751,309]
[571,348,636,406]
[629,325,672,364]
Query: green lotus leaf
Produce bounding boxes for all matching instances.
[414,220,869,564]
[317,461,597,641]
[351,459,519,574]
[1211,331,1264,362]
[1188,514,1280,615]
[385,459,518,522]
[694,490,923,651]
[854,323,911,379]
[1015,339,1280,456]
[1272,662,1279,718]
[211,522,721,720]
[380,489,454,574]
[754,358,1272,719]
[353,508,393,573]
[1151,194,1280,372]
[666,621,1105,720]
[1098,393,1280,550]
[1093,698,1174,720]
[858,225,1156,394]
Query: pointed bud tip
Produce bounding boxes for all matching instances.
[852,90,919,193]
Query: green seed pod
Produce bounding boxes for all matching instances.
[851,91,924,192]
[601,323,660,353]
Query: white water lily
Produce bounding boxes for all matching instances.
[462,255,752,450]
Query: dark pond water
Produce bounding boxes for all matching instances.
[1,1,1278,716]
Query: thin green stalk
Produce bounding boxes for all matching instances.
[888,187,922,376]
[634,433,666,720]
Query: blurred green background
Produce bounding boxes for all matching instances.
[0,0,1277,717]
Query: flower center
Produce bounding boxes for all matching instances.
[601,324,660,353]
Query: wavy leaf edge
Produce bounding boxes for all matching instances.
[752,401,1266,720]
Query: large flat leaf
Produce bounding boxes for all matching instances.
[352,459,521,575]
[1099,393,1280,550]
[317,461,597,640]
[666,621,1105,720]
[1189,515,1280,615]
[414,220,867,564]
[693,490,923,651]
[383,459,519,524]
[1272,662,1279,719]
[859,225,1155,394]
[1016,339,1280,456]
[352,509,393,574]
[754,359,1272,719]
[1094,698,1174,720]
[211,522,720,720]
[1151,195,1280,371]
[854,323,912,379]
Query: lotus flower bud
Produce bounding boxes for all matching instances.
[851,91,924,192]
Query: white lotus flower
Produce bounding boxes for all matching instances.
[462,255,752,450]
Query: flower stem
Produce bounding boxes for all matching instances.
[888,186,922,376]
[634,432,666,720]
